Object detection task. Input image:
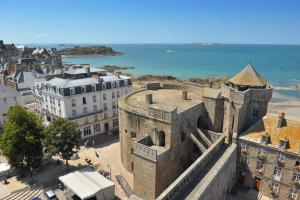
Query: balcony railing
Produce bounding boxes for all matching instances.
[68,109,103,120]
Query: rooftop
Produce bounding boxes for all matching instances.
[125,86,202,112]
[202,87,221,99]
[59,167,114,200]
[240,114,300,154]
[42,74,130,88]
[228,64,267,87]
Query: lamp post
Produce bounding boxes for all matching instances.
[30,167,33,184]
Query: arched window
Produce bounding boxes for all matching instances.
[158,131,165,147]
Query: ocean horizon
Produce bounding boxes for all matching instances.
[26,43,300,99]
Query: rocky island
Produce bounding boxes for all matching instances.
[58,45,121,57]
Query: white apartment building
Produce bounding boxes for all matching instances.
[34,66,132,139]
[0,85,21,132]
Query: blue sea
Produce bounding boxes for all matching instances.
[27,44,300,100]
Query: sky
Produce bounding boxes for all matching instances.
[1,0,300,44]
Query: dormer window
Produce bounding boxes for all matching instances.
[279,136,288,149]
[81,86,86,93]
[92,85,96,92]
[70,88,75,95]
[295,159,300,169]
[260,133,270,145]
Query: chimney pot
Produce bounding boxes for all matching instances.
[277,112,286,128]
[146,94,153,105]
[182,90,187,100]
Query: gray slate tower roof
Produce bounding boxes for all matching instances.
[228,64,267,87]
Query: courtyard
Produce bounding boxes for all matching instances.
[0,133,133,200]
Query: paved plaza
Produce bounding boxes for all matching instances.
[0,133,133,200]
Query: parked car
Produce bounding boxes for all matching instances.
[44,188,57,200]
[31,197,41,200]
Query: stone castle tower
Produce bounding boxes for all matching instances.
[221,64,273,143]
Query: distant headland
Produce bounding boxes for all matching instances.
[191,42,219,45]
[58,45,121,57]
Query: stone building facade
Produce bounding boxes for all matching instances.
[237,113,300,200]
[119,64,274,200]
[34,65,132,139]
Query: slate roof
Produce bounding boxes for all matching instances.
[44,75,130,88]
[229,64,267,87]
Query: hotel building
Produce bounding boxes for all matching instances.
[34,65,132,138]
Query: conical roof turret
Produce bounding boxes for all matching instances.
[228,64,267,87]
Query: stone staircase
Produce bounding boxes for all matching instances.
[1,187,43,200]
[185,118,212,153]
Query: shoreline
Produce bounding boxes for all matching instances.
[127,73,300,119]
[61,54,121,58]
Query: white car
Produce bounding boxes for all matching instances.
[44,189,58,200]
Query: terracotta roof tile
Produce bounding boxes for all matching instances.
[240,115,300,154]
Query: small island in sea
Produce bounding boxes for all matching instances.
[191,42,219,45]
[58,45,121,57]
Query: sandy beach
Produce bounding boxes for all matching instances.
[268,92,300,121]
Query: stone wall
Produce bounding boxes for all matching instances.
[156,136,226,200]
[237,139,300,200]
[134,155,157,200]
[222,85,272,143]
[186,144,237,200]
[202,97,224,132]
[202,130,223,143]
[119,108,171,171]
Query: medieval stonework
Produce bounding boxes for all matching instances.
[119,64,280,200]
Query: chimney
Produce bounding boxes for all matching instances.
[0,40,4,48]
[182,90,187,100]
[277,112,286,128]
[209,81,213,88]
[86,66,91,73]
[146,94,153,105]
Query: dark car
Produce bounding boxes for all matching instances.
[31,197,41,200]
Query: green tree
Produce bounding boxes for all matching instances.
[0,105,44,173]
[43,118,81,170]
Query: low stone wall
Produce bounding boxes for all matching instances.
[203,130,223,143]
[186,144,237,200]
[134,142,158,162]
[156,135,226,200]
[145,83,161,90]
